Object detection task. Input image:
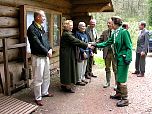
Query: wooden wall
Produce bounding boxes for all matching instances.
[0,0,71,93]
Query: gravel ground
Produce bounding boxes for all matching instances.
[12,51,152,114]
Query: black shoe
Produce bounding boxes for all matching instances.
[76,82,86,86]
[132,71,139,74]
[61,85,75,93]
[85,75,91,79]
[91,74,97,78]
[116,99,129,107]
[82,80,88,84]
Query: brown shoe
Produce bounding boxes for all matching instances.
[42,93,54,97]
[35,100,43,106]
[132,71,139,74]
[137,73,144,77]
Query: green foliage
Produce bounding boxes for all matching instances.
[148,0,152,26]
[94,56,105,68]
[90,0,149,49]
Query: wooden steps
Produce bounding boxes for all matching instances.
[0,94,38,114]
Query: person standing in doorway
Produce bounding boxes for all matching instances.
[27,10,53,106]
[85,19,98,79]
[132,21,149,77]
[98,18,117,88]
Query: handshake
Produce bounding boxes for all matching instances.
[87,42,97,49]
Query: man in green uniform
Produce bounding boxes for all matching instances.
[92,16,132,107]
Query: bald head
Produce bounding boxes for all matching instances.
[34,10,46,24]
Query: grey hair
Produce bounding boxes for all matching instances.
[78,22,86,29]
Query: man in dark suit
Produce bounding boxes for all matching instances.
[98,18,117,88]
[85,19,98,79]
[132,21,149,77]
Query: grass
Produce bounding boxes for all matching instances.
[94,56,105,69]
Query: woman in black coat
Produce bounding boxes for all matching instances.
[60,20,92,93]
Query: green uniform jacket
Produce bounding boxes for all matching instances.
[60,30,88,85]
[96,27,132,83]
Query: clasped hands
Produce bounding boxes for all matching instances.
[87,42,97,49]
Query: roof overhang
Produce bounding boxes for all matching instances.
[70,0,114,13]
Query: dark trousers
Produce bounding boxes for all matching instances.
[85,56,93,75]
[135,52,146,73]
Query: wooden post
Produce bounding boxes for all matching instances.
[2,38,11,95]
[20,5,29,87]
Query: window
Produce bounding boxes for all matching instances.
[20,5,62,56]
[53,14,61,47]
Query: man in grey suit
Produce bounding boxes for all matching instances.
[85,19,98,79]
[132,21,149,77]
[98,18,117,88]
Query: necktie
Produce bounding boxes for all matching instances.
[91,29,94,42]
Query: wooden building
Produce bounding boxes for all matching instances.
[0,0,113,95]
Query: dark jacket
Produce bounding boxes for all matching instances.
[75,31,91,61]
[27,21,51,56]
[60,30,87,84]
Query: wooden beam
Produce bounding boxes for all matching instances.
[70,12,89,17]
[0,0,71,14]
[72,4,106,13]
[0,5,18,17]
[71,0,111,5]
[0,17,18,28]
[8,43,26,50]
[0,49,20,63]
[2,38,11,95]
[35,0,71,8]
[0,28,19,38]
